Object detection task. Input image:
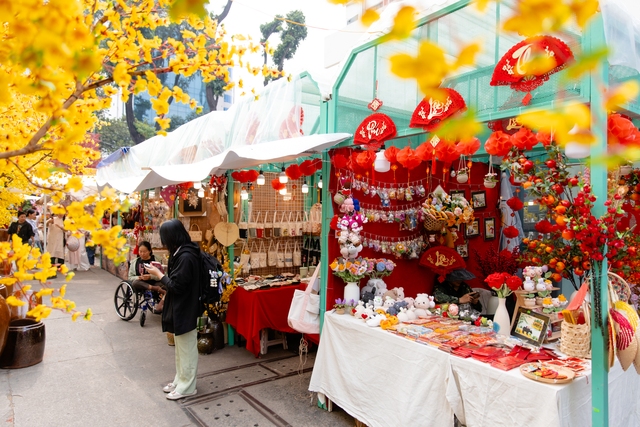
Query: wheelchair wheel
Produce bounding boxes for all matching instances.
[139,310,146,327]
[114,281,138,321]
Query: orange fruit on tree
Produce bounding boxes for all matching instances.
[523,181,533,189]
[545,246,554,253]
[551,273,562,282]
[555,215,567,227]
[555,205,567,215]
[555,261,565,271]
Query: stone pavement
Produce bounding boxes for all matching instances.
[0,267,353,427]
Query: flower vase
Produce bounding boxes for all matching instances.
[335,308,345,315]
[493,298,511,337]
[208,315,225,350]
[197,329,214,354]
[344,282,360,307]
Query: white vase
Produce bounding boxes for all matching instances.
[344,282,360,307]
[493,298,511,337]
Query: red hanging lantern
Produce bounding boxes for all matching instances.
[484,131,513,157]
[356,150,376,170]
[456,137,481,156]
[353,113,397,149]
[246,170,260,183]
[271,179,285,191]
[416,141,435,161]
[384,146,400,164]
[410,88,467,131]
[536,130,555,147]
[285,164,302,180]
[608,114,637,146]
[230,171,242,181]
[396,146,422,170]
[312,158,323,171]
[331,154,349,169]
[435,140,460,165]
[510,128,538,151]
[491,35,574,104]
[503,226,520,239]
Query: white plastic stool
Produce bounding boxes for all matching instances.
[259,329,288,355]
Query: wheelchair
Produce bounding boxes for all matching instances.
[114,280,162,327]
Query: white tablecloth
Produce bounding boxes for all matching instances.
[309,312,640,427]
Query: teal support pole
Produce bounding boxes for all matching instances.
[318,98,333,335]
[226,172,236,346]
[588,14,609,427]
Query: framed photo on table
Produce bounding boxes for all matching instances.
[484,218,496,240]
[471,191,487,208]
[511,307,551,347]
[466,219,480,237]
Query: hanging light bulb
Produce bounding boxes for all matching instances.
[317,175,323,189]
[301,181,309,194]
[119,193,126,202]
[240,187,249,200]
[193,181,202,190]
[279,187,287,195]
[210,187,215,194]
[197,188,205,198]
[256,170,265,185]
[374,148,390,173]
[279,166,288,184]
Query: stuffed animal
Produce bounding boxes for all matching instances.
[428,295,436,309]
[406,307,417,321]
[404,297,415,309]
[414,293,431,317]
[361,288,376,305]
[397,307,409,322]
[365,313,384,327]
[337,230,349,245]
[373,295,383,308]
[383,289,398,301]
[382,296,395,312]
[340,197,354,214]
[392,287,405,301]
[353,301,366,319]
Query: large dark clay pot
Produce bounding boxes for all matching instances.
[0,294,9,355]
[197,330,214,355]
[0,318,46,369]
[211,319,225,350]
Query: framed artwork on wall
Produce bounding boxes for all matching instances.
[484,217,496,240]
[471,191,487,209]
[178,189,205,216]
[450,189,466,200]
[456,242,469,258]
[466,219,480,237]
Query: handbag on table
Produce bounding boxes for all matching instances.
[284,241,293,267]
[287,266,320,334]
[276,241,285,268]
[258,241,267,268]
[264,211,273,238]
[238,211,248,239]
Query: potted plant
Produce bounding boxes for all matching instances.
[523,293,536,307]
[330,257,368,305]
[484,172,498,188]
[333,298,346,315]
[456,168,469,183]
[536,290,551,306]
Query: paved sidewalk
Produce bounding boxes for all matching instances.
[0,267,353,427]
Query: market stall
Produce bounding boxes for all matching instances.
[309,0,640,426]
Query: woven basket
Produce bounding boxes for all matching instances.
[560,321,591,358]
[424,216,446,231]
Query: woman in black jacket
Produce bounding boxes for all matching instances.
[144,219,202,400]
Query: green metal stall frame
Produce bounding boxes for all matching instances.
[318,1,640,425]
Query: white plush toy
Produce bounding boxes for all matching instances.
[382,296,395,312]
[406,307,417,321]
[428,295,436,309]
[365,313,384,327]
[392,287,405,301]
[414,293,431,317]
[353,301,366,319]
[397,307,409,322]
[404,297,415,309]
[373,295,383,308]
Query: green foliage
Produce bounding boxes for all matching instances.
[168,110,205,131]
[260,10,307,85]
[96,117,154,154]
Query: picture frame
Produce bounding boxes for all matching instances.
[450,189,466,201]
[511,307,551,348]
[178,189,206,217]
[484,217,496,241]
[471,191,487,208]
[456,242,469,258]
[466,219,480,237]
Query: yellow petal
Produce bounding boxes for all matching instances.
[605,81,639,111]
[361,9,380,27]
[453,43,481,70]
[5,295,26,307]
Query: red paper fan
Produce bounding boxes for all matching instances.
[353,113,397,149]
[356,150,376,170]
[285,164,302,180]
[485,131,513,157]
[410,88,467,131]
[503,226,520,239]
[490,36,574,93]
[396,146,422,170]
[271,179,285,191]
[435,140,460,165]
[510,128,538,151]
[384,146,400,164]
[506,197,524,211]
[456,137,481,156]
[419,246,466,282]
[331,154,348,169]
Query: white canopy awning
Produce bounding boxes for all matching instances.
[97,75,349,193]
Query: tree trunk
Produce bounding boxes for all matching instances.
[205,84,218,111]
[217,0,233,23]
[125,96,146,145]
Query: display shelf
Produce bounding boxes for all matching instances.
[511,287,560,329]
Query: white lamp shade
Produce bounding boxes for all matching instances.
[565,141,590,159]
[301,183,309,193]
[279,171,288,184]
[279,187,287,195]
[256,174,265,185]
[193,181,202,189]
[197,188,205,198]
[374,150,391,173]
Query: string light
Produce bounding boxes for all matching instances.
[317,175,323,189]
[240,187,249,200]
[301,181,309,194]
[279,166,288,184]
[257,170,265,185]
[197,188,205,198]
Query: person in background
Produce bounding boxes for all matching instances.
[26,209,43,250]
[128,241,165,312]
[7,211,35,244]
[46,213,66,265]
[433,268,482,312]
[85,231,97,268]
[144,219,201,401]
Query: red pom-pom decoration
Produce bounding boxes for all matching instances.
[285,164,302,180]
[246,169,259,183]
[271,179,285,191]
[608,114,637,145]
[510,128,538,151]
[384,146,400,164]
[456,137,481,156]
[536,131,555,147]
[300,160,316,176]
[331,154,348,169]
[506,196,524,211]
[416,142,435,161]
[534,219,555,234]
[484,131,512,157]
[503,225,520,239]
[312,158,323,171]
[396,146,422,170]
[435,140,460,164]
[356,150,376,170]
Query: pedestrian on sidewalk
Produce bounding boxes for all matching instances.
[46,213,66,265]
[7,211,35,244]
[144,219,202,401]
[26,209,43,251]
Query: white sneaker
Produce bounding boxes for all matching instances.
[162,383,176,393]
[166,389,197,400]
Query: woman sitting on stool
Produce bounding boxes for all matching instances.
[128,241,165,313]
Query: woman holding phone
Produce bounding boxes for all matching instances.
[128,241,165,312]
[143,220,202,401]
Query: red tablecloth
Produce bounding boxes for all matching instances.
[227,283,316,357]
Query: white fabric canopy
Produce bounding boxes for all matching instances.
[97,75,348,193]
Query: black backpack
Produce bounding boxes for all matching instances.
[199,251,223,313]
